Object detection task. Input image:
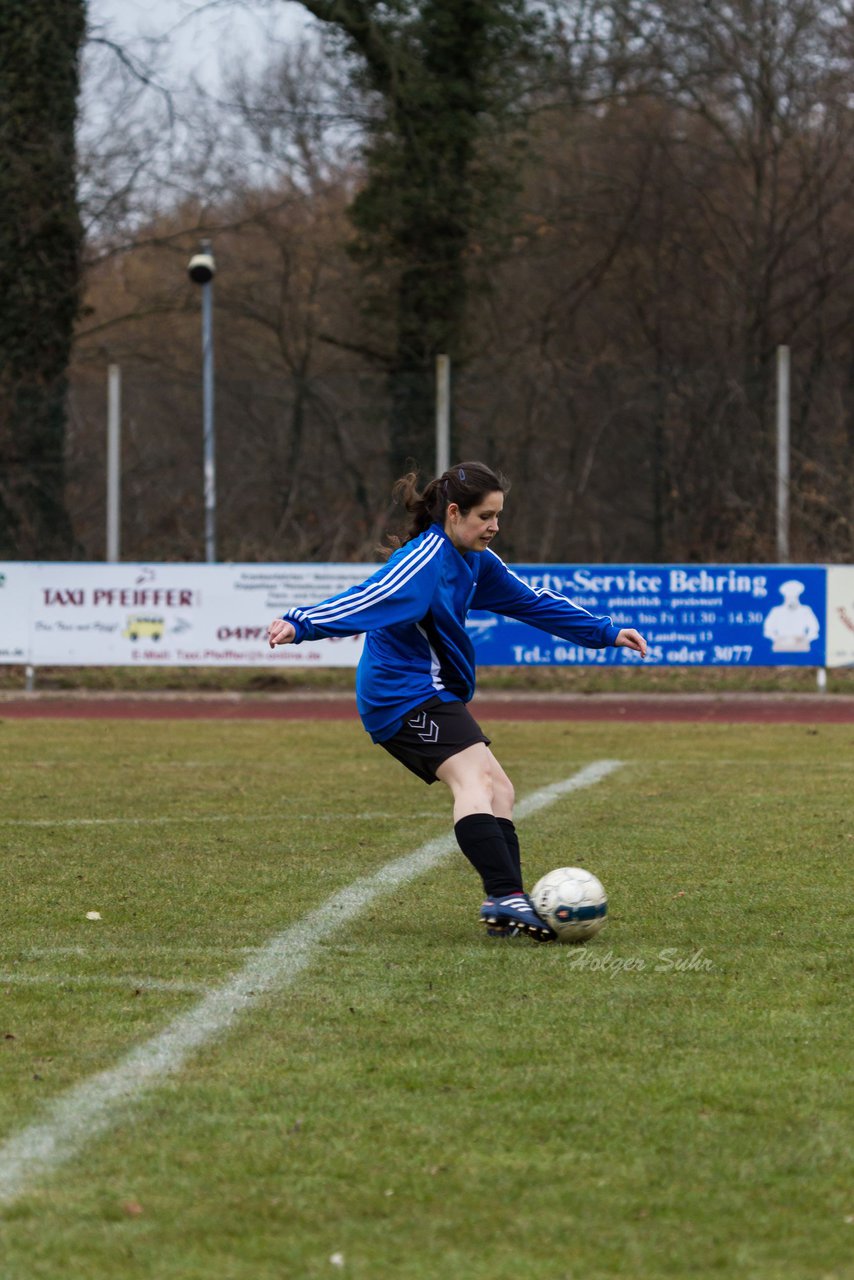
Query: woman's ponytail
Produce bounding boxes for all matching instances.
[386,461,507,549]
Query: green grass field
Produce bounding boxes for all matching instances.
[5,660,854,691]
[2,661,854,694]
[0,718,851,1279]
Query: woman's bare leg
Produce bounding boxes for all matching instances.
[435,743,515,822]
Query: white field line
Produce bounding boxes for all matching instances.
[11,946,266,959]
[0,812,436,827]
[0,973,206,994]
[0,759,623,1208]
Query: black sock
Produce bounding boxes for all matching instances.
[454,813,521,897]
[496,817,522,886]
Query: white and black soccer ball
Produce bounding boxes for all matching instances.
[529,867,608,943]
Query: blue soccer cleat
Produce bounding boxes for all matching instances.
[479,893,556,942]
[484,922,520,939]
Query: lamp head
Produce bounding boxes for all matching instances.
[188,251,215,284]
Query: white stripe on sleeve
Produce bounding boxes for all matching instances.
[304,533,443,627]
[486,548,597,619]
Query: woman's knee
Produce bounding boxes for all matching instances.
[436,744,494,805]
[489,756,515,815]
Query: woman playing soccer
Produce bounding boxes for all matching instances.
[267,462,647,941]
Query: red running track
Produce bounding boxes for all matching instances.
[1,693,853,723]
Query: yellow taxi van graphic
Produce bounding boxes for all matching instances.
[123,615,165,642]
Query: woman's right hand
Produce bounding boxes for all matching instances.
[267,618,296,648]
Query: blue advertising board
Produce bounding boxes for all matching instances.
[467,565,827,667]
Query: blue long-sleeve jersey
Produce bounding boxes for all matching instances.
[282,524,621,742]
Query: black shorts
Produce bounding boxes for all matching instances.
[379,696,491,785]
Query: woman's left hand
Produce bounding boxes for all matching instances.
[615,628,648,658]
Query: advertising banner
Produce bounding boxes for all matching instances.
[466,564,828,668]
[825,566,854,669]
[0,562,369,667]
[0,560,840,668]
[0,563,31,662]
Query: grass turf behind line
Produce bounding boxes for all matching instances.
[2,663,853,693]
[0,720,851,1279]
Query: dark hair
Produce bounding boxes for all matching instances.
[390,461,508,547]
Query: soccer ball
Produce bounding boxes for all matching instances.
[529,867,608,943]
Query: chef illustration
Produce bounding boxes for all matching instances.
[763,580,820,652]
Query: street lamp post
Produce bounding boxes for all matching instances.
[188,242,217,563]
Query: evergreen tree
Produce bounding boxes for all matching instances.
[299,0,538,473]
[0,0,85,557]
